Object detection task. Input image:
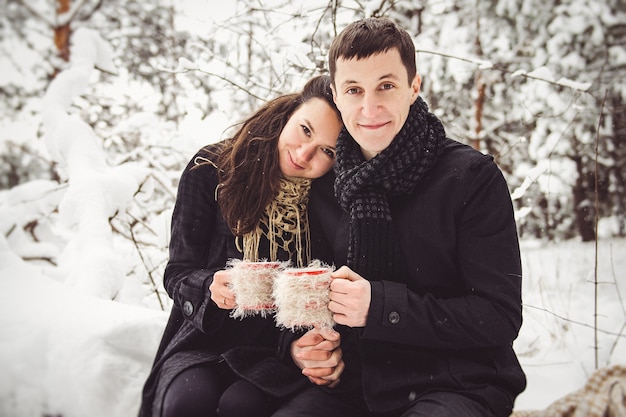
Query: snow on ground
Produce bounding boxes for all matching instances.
[0,236,168,417]
[0,237,624,417]
[514,238,626,410]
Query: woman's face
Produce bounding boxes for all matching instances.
[277,98,342,179]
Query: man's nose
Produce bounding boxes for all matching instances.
[361,91,381,117]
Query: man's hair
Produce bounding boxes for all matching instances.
[329,17,417,85]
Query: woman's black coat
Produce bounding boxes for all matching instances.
[139,145,306,417]
[303,138,527,416]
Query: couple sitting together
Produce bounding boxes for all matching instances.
[139,16,526,417]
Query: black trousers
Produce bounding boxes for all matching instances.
[161,363,278,417]
[271,385,496,417]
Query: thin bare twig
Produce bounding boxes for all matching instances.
[129,222,165,311]
[524,304,626,338]
[593,90,608,369]
[158,64,267,102]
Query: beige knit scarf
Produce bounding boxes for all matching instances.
[237,176,312,267]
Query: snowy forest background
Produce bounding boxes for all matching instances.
[0,0,625,416]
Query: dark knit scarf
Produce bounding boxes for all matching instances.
[334,97,445,281]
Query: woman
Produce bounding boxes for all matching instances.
[139,75,343,417]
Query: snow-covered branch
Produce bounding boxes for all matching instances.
[39,27,148,298]
[15,0,55,27]
[56,0,90,26]
[512,67,592,92]
[158,58,267,101]
[416,48,592,92]
[416,47,494,70]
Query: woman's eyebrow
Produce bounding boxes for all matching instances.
[303,119,315,134]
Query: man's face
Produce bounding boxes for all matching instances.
[332,48,420,160]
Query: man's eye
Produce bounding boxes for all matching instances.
[346,87,359,95]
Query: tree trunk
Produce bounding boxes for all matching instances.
[472,73,485,151]
[54,0,71,61]
[572,155,596,241]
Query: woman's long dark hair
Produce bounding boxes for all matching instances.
[208,75,338,236]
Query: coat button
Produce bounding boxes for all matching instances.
[388,311,400,324]
[183,300,194,316]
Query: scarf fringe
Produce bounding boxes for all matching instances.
[237,177,312,267]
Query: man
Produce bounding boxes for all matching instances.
[275,17,526,417]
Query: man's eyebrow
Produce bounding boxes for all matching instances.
[339,73,400,87]
[378,73,399,81]
[340,78,358,86]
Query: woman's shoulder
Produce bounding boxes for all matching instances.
[177,142,225,191]
[310,170,336,200]
[183,142,225,173]
[312,169,335,188]
[192,142,223,167]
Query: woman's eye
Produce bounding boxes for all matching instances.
[321,148,336,159]
[301,125,311,136]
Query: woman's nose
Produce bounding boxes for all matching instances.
[296,143,315,162]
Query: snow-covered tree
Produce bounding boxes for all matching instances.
[407,0,625,240]
[1,2,625,415]
[1,0,625,309]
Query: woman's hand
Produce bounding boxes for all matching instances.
[209,269,235,309]
[291,327,344,388]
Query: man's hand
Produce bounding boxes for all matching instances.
[329,266,371,327]
[209,270,235,309]
[291,327,344,388]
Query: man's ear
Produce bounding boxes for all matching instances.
[331,83,338,104]
[410,73,421,104]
